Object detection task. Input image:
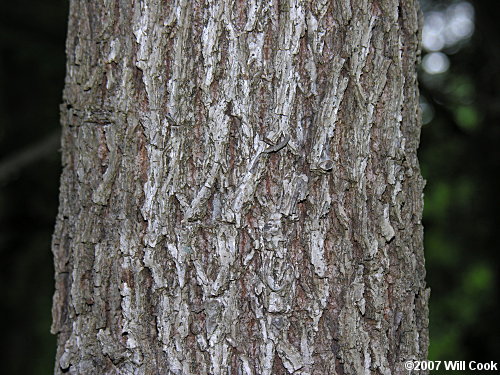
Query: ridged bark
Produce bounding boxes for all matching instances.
[52,0,428,374]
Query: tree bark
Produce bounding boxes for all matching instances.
[52,0,428,374]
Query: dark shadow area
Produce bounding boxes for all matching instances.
[0,1,67,373]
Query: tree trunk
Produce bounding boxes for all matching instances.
[52,0,428,374]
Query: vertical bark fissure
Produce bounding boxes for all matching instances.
[52,1,428,374]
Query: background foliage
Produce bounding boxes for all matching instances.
[419,0,500,368]
[0,0,498,373]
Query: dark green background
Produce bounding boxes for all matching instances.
[0,0,498,373]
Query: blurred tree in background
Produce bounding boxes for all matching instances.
[0,0,498,374]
